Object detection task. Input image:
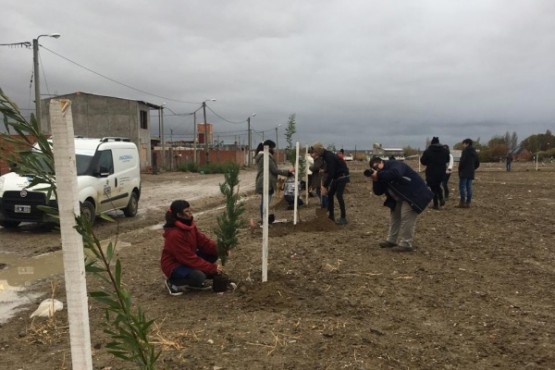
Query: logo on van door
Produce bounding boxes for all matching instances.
[119,155,133,162]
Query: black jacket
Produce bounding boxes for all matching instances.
[458,145,480,179]
[321,149,349,188]
[372,160,433,214]
[420,144,450,184]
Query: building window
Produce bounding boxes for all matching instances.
[140,110,148,129]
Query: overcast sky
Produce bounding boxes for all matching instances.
[2,0,554,150]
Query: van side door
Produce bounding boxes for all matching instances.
[95,150,119,212]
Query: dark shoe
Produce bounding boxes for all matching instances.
[379,240,398,248]
[336,217,347,225]
[456,200,466,208]
[432,205,440,210]
[390,245,414,253]
[165,279,184,296]
[440,199,446,206]
[185,282,212,291]
[465,202,471,208]
[287,205,294,210]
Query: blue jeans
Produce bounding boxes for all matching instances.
[169,251,217,287]
[459,177,473,204]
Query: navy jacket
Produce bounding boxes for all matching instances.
[458,145,480,179]
[372,160,433,214]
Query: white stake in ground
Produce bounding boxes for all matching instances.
[50,99,93,369]
[261,145,269,282]
[293,142,300,225]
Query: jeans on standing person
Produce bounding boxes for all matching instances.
[327,177,348,221]
[441,172,451,199]
[459,178,473,204]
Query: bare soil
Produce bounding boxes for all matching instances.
[1,161,554,370]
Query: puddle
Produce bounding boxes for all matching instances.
[0,237,131,324]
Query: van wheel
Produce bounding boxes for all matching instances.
[80,200,96,225]
[0,220,21,229]
[123,192,139,217]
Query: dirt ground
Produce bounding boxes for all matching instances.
[1,160,554,370]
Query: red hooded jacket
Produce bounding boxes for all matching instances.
[161,220,218,278]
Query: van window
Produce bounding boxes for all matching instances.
[76,154,93,175]
[97,150,114,175]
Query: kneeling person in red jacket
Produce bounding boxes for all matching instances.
[161,200,223,296]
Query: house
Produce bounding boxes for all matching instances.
[40,92,161,171]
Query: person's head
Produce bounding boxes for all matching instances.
[369,156,384,171]
[462,138,473,146]
[263,139,276,154]
[431,137,440,145]
[339,148,344,154]
[165,199,193,227]
[309,142,325,158]
[255,142,264,155]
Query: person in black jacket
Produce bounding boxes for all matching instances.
[368,157,433,252]
[457,138,480,208]
[420,137,450,209]
[309,143,350,225]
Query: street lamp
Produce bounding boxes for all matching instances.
[202,99,216,165]
[33,33,61,133]
[247,113,256,166]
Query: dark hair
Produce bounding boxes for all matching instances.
[255,143,264,155]
[369,156,382,168]
[462,138,473,145]
[263,139,276,148]
[340,148,344,153]
[164,200,190,227]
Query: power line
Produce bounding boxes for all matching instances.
[40,45,200,105]
[206,105,246,124]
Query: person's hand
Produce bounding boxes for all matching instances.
[371,171,379,181]
[216,264,224,274]
[320,185,328,196]
[446,169,452,174]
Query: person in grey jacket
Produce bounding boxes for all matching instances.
[255,140,290,223]
[457,138,480,208]
[368,157,433,252]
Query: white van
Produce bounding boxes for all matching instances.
[0,137,141,228]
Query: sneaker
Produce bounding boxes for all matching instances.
[335,217,348,225]
[165,279,184,296]
[379,240,398,248]
[390,245,414,253]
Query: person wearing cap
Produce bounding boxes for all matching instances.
[255,140,291,224]
[161,200,223,296]
[420,137,450,209]
[457,138,480,208]
[367,156,433,252]
[309,143,350,225]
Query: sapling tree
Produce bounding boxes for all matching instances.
[214,163,245,265]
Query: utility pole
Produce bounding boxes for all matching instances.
[203,101,209,165]
[32,33,61,133]
[247,116,252,166]
[160,105,165,170]
[193,112,197,166]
